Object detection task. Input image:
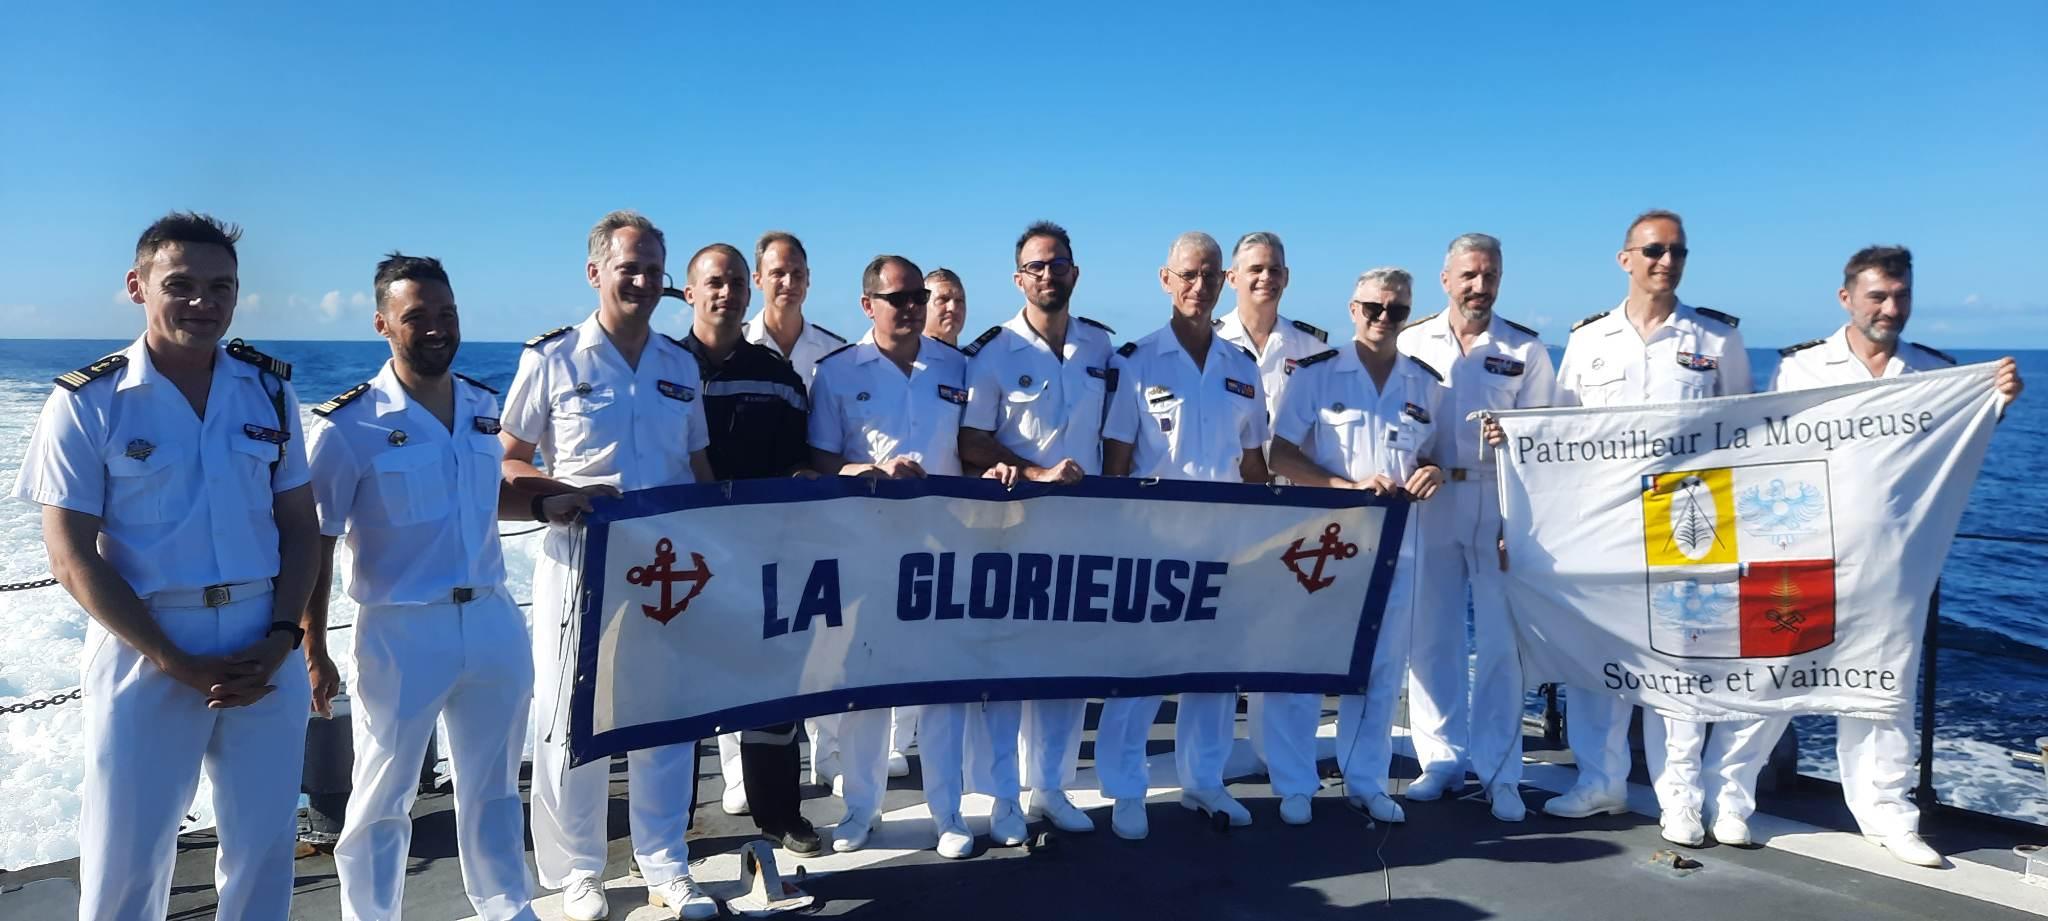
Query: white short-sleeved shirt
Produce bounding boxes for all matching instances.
[1397,309,1558,470]
[1213,311,1331,422]
[743,312,848,385]
[807,337,968,476]
[1273,346,1449,485]
[1770,325,1957,391]
[1556,302,1751,407]
[306,363,507,605]
[501,311,711,492]
[1103,325,1270,483]
[960,309,1117,474]
[11,337,311,597]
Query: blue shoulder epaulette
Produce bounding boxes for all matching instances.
[932,336,964,352]
[818,343,857,364]
[1407,354,1444,382]
[54,353,126,392]
[1778,338,1826,358]
[1291,319,1329,343]
[1695,306,1740,328]
[1910,342,1958,365]
[1232,344,1256,362]
[455,372,499,394]
[1076,316,1115,336]
[525,325,573,349]
[813,324,847,344]
[1503,317,1540,337]
[311,382,372,417]
[1403,311,1439,331]
[963,326,1004,357]
[1294,349,1340,370]
[226,339,291,380]
[1572,311,1610,332]
[1117,341,1138,358]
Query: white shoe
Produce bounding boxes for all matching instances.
[831,774,844,799]
[1111,797,1149,840]
[560,874,609,921]
[1488,783,1526,823]
[1869,831,1942,867]
[1660,807,1706,848]
[1179,789,1253,827]
[887,749,911,778]
[809,750,841,787]
[935,814,975,859]
[1542,784,1628,818]
[1404,769,1462,801]
[1025,788,1096,834]
[1347,791,1405,823]
[1711,813,1752,846]
[1279,794,1313,826]
[722,781,750,816]
[989,798,1029,846]
[647,875,718,920]
[833,812,876,853]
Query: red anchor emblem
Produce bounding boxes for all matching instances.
[626,537,713,624]
[1281,522,1359,594]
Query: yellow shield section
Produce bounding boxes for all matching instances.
[1643,468,1738,566]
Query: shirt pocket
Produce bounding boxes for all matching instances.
[102,438,190,525]
[1316,405,1370,466]
[369,447,448,526]
[226,433,281,514]
[463,432,504,520]
[1574,367,1628,405]
[551,388,617,457]
[1003,383,1052,442]
[1145,396,1185,452]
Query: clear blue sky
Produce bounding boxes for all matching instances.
[2,1,2043,349]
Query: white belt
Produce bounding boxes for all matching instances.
[151,578,274,609]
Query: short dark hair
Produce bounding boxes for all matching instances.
[1843,245,1912,289]
[688,243,749,282]
[373,252,452,312]
[1623,208,1684,247]
[1015,220,1072,265]
[135,211,241,271]
[756,230,807,264]
[862,254,923,295]
[925,267,963,288]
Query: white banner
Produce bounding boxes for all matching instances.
[1493,363,2004,721]
[565,477,1408,765]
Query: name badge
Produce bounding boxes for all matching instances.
[1145,385,1175,405]
[937,384,968,405]
[657,380,696,402]
[473,416,502,435]
[1483,356,1525,376]
[243,423,289,444]
[1283,358,1299,376]
[1676,351,1718,371]
[1085,365,1108,380]
[1224,378,1255,399]
[1402,402,1431,424]
[1159,416,1174,433]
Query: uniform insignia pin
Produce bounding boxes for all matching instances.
[1019,374,1032,387]
[388,430,408,446]
[574,382,593,395]
[856,392,870,401]
[1332,402,1345,412]
[1590,358,1605,371]
[124,439,155,461]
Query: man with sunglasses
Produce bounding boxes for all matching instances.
[959,220,1117,836]
[746,230,848,385]
[1394,233,1557,823]
[1268,267,1449,827]
[1542,210,1768,852]
[809,254,1018,857]
[1100,231,1272,838]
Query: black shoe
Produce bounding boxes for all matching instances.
[778,819,824,856]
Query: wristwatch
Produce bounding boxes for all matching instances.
[267,621,305,649]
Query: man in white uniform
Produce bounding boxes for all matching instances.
[309,253,556,921]
[1542,210,1769,850]
[1210,231,1337,826]
[809,254,1018,857]
[499,211,719,920]
[15,212,322,920]
[1100,231,1272,839]
[926,267,968,346]
[960,220,1115,836]
[1769,244,2022,865]
[1269,267,1448,826]
[745,230,849,385]
[1395,233,1556,822]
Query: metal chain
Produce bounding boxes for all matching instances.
[1,687,82,715]
[0,577,58,592]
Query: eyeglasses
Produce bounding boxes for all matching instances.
[867,288,931,310]
[1628,243,1690,261]
[1353,300,1412,324]
[1019,258,1075,278]
[1165,268,1224,287]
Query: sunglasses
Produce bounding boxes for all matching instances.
[868,288,931,310]
[1353,300,1412,324]
[1629,243,1689,261]
[1019,257,1076,278]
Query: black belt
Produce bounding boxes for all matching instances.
[1448,467,1492,482]
[452,587,480,603]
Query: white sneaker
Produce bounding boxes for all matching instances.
[1711,813,1752,846]
[989,798,1029,846]
[722,781,749,816]
[1488,783,1526,823]
[1111,797,1149,840]
[935,814,975,859]
[647,875,717,920]
[1279,794,1313,826]
[1660,806,1706,848]
[1403,769,1461,801]
[1542,784,1628,818]
[886,749,911,778]
[1179,788,1253,827]
[1025,788,1096,833]
[832,812,876,853]
[1347,791,1405,823]
[1869,831,1942,867]
[560,874,609,921]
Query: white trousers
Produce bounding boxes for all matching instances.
[1250,692,1323,797]
[336,594,536,921]
[891,706,920,753]
[1644,715,1784,820]
[1405,479,1523,787]
[922,701,1022,818]
[1836,711,1921,836]
[529,540,695,888]
[1093,692,1236,800]
[1563,690,1636,799]
[717,732,744,797]
[1332,530,1420,797]
[78,591,309,921]
[1018,699,1085,793]
[834,708,893,819]
[1093,696,1163,801]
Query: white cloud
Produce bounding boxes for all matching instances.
[111,288,130,305]
[242,292,263,312]
[350,291,371,309]
[1962,293,1981,306]
[318,290,344,320]
[1529,313,1554,331]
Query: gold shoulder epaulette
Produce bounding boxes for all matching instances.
[1502,317,1540,337]
[1778,338,1825,358]
[1571,311,1610,332]
[1695,306,1740,328]
[1290,319,1329,343]
[1403,311,1440,331]
[1910,342,1958,365]
[311,382,372,417]
[524,325,573,349]
[962,326,1004,357]
[226,339,291,380]
[54,353,126,392]
[455,372,499,394]
[1076,316,1116,336]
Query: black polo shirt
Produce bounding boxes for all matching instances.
[675,333,810,480]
